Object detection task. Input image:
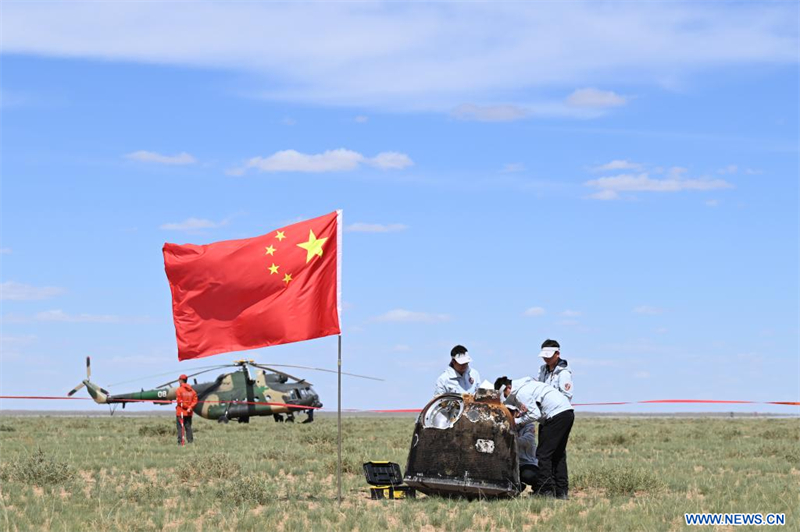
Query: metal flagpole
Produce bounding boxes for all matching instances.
[337,334,342,504]
[336,209,343,504]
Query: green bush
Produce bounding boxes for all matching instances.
[1,448,75,485]
[138,424,173,437]
[126,483,166,504]
[594,432,635,446]
[220,476,276,505]
[573,465,663,496]
[177,453,241,481]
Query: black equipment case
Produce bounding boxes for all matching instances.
[363,461,416,500]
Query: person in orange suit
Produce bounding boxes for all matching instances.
[175,374,198,445]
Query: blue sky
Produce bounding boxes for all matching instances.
[1,1,798,413]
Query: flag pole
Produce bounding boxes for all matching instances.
[337,334,342,504]
[336,209,343,505]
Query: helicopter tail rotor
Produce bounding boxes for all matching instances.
[67,357,109,403]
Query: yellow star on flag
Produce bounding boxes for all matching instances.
[268,263,279,275]
[275,231,286,241]
[297,230,328,263]
[265,245,276,256]
[283,273,293,284]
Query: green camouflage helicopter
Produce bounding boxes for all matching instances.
[68,357,380,423]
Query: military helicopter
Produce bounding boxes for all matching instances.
[68,357,380,423]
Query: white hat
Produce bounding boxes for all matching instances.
[453,351,472,365]
[538,346,559,358]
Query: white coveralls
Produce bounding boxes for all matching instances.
[433,365,481,396]
[537,359,573,402]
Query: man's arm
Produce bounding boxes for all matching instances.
[558,370,573,401]
[515,387,543,424]
[470,369,481,394]
[189,389,199,410]
[434,375,448,396]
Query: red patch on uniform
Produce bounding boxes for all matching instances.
[564,383,572,391]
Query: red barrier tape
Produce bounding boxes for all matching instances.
[366,399,800,413]
[1,396,798,410]
[0,396,320,410]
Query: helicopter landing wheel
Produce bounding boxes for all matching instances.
[217,415,230,424]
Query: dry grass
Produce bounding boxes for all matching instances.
[0,415,797,531]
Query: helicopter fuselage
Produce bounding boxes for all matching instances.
[83,366,322,421]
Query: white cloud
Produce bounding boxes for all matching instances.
[354,115,369,123]
[587,190,621,201]
[368,152,414,170]
[233,148,412,174]
[373,309,451,323]
[718,164,738,174]
[705,199,720,207]
[0,334,36,347]
[566,88,627,108]
[593,160,642,172]
[391,344,412,352]
[345,223,408,233]
[523,307,546,317]
[281,117,297,126]
[1,4,795,111]
[561,310,582,317]
[160,217,227,231]
[35,310,121,323]
[633,371,651,379]
[634,305,664,315]
[451,104,529,122]
[0,248,11,254]
[501,163,525,173]
[125,150,196,165]
[0,281,65,301]
[585,171,733,200]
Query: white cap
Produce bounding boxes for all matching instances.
[453,351,472,365]
[538,346,559,358]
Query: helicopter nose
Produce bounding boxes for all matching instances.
[307,387,322,407]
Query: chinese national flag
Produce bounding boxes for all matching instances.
[163,211,341,360]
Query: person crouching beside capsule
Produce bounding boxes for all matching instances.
[495,375,574,499]
[434,345,481,396]
[175,374,198,445]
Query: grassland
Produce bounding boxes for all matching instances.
[0,414,798,531]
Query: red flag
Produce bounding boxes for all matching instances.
[163,211,341,360]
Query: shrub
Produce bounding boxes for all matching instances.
[594,432,634,446]
[220,476,276,505]
[1,448,75,485]
[573,465,663,496]
[138,424,172,437]
[177,454,241,481]
[126,483,165,504]
[0,424,16,432]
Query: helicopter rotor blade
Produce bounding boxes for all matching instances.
[155,365,236,389]
[251,362,385,382]
[67,382,86,397]
[106,364,233,388]
[247,363,306,382]
[86,356,91,380]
